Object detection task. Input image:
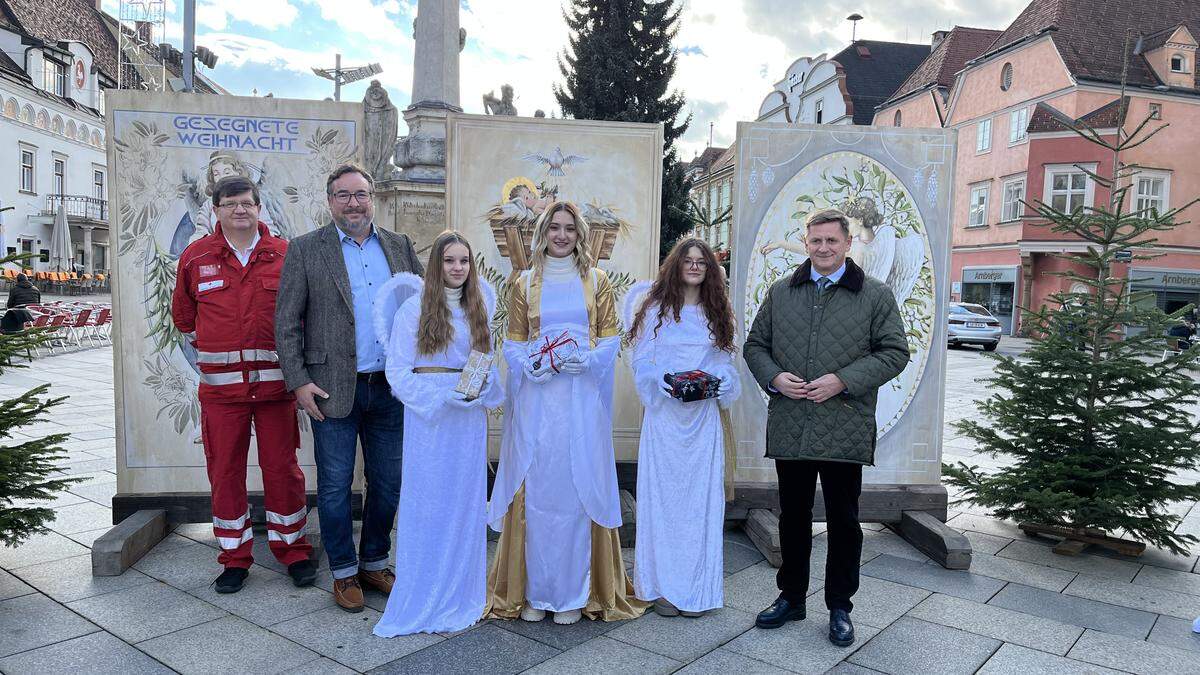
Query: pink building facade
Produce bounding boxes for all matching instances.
[876,1,1200,335]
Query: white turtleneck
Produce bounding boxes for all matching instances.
[445,284,463,311]
[543,254,578,282]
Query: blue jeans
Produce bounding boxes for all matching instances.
[311,376,403,579]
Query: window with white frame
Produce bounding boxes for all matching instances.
[93,168,105,200]
[968,184,989,227]
[52,157,66,195]
[19,146,35,193]
[815,98,824,124]
[1134,171,1170,216]
[1009,107,1029,144]
[1045,164,1094,213]
[1001,177,1026,222]
[1171,54,1187,72]
[976,118,992,153]
[44,58,67,98]
[720,181,731,214]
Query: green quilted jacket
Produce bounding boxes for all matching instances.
[743,258,909,465]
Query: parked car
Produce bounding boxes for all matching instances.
[948,302,1002,351]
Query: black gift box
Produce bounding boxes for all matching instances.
[663,370,721,402]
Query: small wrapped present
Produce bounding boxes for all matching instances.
[529,330,580,373]
[663,370,721,402]
[455,350,495,400]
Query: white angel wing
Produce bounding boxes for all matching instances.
[372,272,424,346]
[886,233,925,303]
[479,277,497,319]
[522,151,551,165]
[561,154,588,167]
[622,280,654,334]
[851,226,896,283]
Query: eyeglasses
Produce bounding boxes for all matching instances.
[331,191,373,204]
[683,259,708,269]
[217,201,258,212]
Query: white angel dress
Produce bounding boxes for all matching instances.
[372,273,504,637]
[626,284,742,612]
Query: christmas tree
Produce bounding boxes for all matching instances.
[945,47,1200,556]
[0,253,80,547]
[554,0,693,258]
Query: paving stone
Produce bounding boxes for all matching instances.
[10,554,154,602]
[946,513,1035,541]
[0,592,99,657]
[67,480,117,506]
[859,554,1006,602]
[64,527,112,548]
[139,615,318,673]
[494,612,620,650]
[9,489,90,511]
[964,551,1077,591]
[960,530,1012,555]
[987,583,1156,639]
[859,529,931,563]
[1095,543,1199,574]
[724,529,766,575]
[997,540,1140,581]
[369,622,558,674]
[172,522,221,549]
[0,568,34,600]
[722,560,822,614]
[54,457,117,476]
[0,530,90,568]
[723,611,881,673]
[46,501,112,535]
[271,605,442,671]
[673,647,793,674]
[1064,573,1200,619]
[1067,628,1200,674]
[849,617,1000,675]
[977,643,1122,674]
[287,657,358,674]
[0,630,173,674]
[907,593,1083,655]
[805,575,928,630]
[132,539,226,590]
[523,635,681,674]
[607,606,754,662]
[188,567,332,627]
[1133,564,1200,597]
[1147,614,1200,655]
[66,581,227,643]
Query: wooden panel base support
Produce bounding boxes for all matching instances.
[745,508,783,567]
[1019,522,1145,557]
[112,492,361,525]
[91,509,167,577]
[890,510,973,570]
[726,483,949,524]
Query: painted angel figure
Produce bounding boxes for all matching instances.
[485,177,556,226]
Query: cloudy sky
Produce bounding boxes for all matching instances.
[102,0,1030,160]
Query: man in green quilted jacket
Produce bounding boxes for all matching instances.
[743,208,909,646]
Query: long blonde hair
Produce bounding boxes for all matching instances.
[416,231,491,355]
[529,201,592,279]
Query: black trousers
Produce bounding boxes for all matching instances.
[775,459,863,612]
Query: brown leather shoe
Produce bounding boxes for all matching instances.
[333,576,364,613]
[358,568,396,594]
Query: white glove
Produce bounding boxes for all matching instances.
[557,351,589,375]
[524,357,555,384]
[446,393,483,409]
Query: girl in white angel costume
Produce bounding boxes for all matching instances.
[372,231,503,637]
[626,237,742,617]
[486,201,647,625]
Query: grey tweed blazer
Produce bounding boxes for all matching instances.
[275,222,424,418]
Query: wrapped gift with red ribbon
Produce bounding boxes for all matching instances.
[530,330,580,373]
[663,369,721,402]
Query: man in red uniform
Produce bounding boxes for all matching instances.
[172,175,316,593]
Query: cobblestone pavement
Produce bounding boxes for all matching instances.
[1,343,1199,673]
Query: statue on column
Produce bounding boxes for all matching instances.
[363,80,399,180]
[483,84,517,116]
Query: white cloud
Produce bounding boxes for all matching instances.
[457,0,567,117]
[201,32,335,74]
[196,0,300,31]
[296,0,411,46]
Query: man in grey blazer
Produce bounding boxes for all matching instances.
[275,163,423,612]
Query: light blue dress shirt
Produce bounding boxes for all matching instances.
[811,261,847,287]
[337,224,391,373]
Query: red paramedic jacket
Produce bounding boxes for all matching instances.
[171,221,293,404]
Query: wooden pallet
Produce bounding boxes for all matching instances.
[1019,522,1146,557]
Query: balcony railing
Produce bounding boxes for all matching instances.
[42,194,108,223]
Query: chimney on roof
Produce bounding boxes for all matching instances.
[932,30,949,50]
[134,21,152,45]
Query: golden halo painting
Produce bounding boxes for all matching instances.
[744,151,935,437]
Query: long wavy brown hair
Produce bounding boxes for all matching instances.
[417,231,492,355]
[629,238,736,352]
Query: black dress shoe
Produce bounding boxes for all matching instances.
[288,559,317,587]
[214,567,248,594]
[829,608,855,646]
[755,594,806,629]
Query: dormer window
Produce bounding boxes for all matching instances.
[894,110,902,127]
[43,57,67,98]
[1170,54,1187,72]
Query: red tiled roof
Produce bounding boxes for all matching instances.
[688,146,728,173]
[885,26,1003,106]
[986,0,1200,89]
[709,144,737,174]
[2,0,120,80]
[1026,96,1128,133]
